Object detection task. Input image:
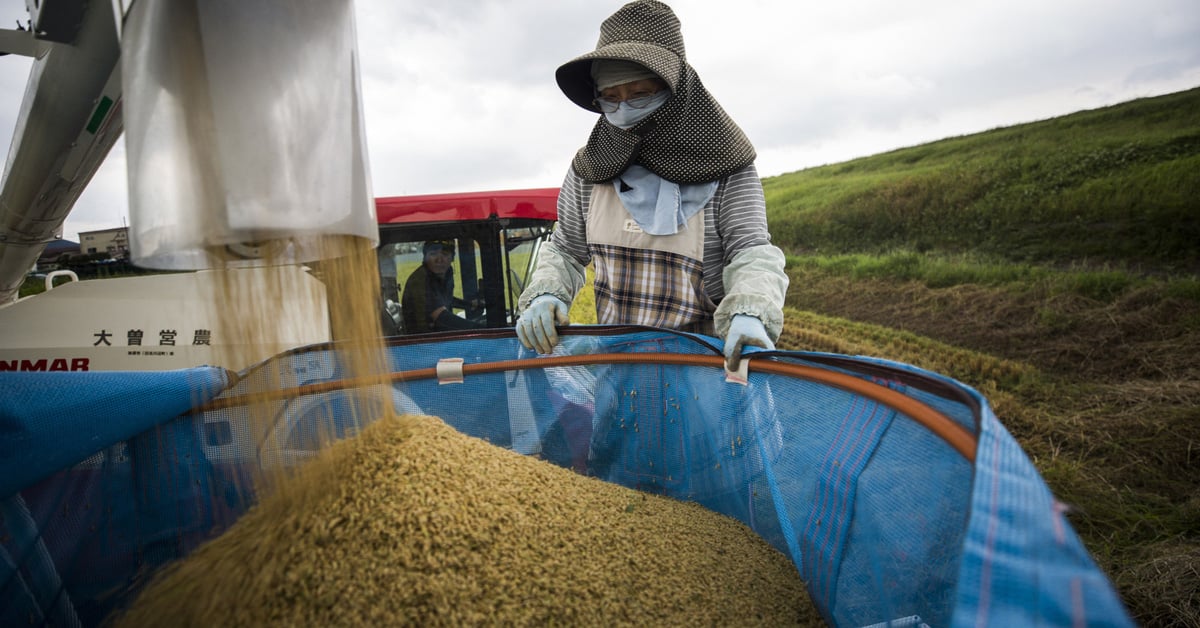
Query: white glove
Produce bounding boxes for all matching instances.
[723,314,774,371]
[516,294,570,354]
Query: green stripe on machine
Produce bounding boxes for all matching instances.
[86,96,114,134]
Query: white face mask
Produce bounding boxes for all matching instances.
[603,90,671,129]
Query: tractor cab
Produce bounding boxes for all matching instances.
[371,188,558,336]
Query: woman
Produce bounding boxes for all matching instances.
[516,0,788,370]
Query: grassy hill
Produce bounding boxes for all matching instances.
[766,87,1200,626]
[765,87,1200,273]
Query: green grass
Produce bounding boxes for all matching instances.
[565,266,597,324]
[18,271,138,298]
[785,251,1200,303]
[764,87,1200,272]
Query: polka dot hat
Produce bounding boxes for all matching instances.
[556,0,756,184]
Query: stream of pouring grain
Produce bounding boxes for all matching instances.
[208,236,390,492]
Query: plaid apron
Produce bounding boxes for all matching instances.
[586,182,715,335]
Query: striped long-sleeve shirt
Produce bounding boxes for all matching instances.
[549,162,773,306]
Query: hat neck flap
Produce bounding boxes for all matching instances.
[572,66,755,184]
[560,1,756,184]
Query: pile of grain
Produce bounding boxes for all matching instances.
[116,414,823,626]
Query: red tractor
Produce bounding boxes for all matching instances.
[373,188,558,336]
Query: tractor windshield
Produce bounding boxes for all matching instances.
[375,221,554,336]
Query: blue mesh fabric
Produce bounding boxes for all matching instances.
[1,367,232,626]
[954,408,1132,626]
[0,329,1132,627]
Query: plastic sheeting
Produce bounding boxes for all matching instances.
[0,327,1133,626]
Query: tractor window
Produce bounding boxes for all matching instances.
[379,239,489,335]
[377,243,405,335]
[375,221,554,335]
[501,226,551,314]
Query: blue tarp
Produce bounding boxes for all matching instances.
[0,328,1133,626]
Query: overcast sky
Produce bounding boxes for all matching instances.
[2,0,1198,242]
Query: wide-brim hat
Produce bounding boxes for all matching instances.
[561,1,756,184]
[556,1,686,113]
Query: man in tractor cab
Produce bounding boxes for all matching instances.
[402,240,486,333]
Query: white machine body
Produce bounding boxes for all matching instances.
[0,266,330,372]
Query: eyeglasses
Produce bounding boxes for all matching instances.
[592,89,665,113]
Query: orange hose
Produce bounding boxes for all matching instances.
[193,353,977,461]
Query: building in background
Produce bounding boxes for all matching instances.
[79,227,129,260]
[33,239,80,273]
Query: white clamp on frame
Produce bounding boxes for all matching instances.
[436,358,465,385]
[724,358,750,386]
